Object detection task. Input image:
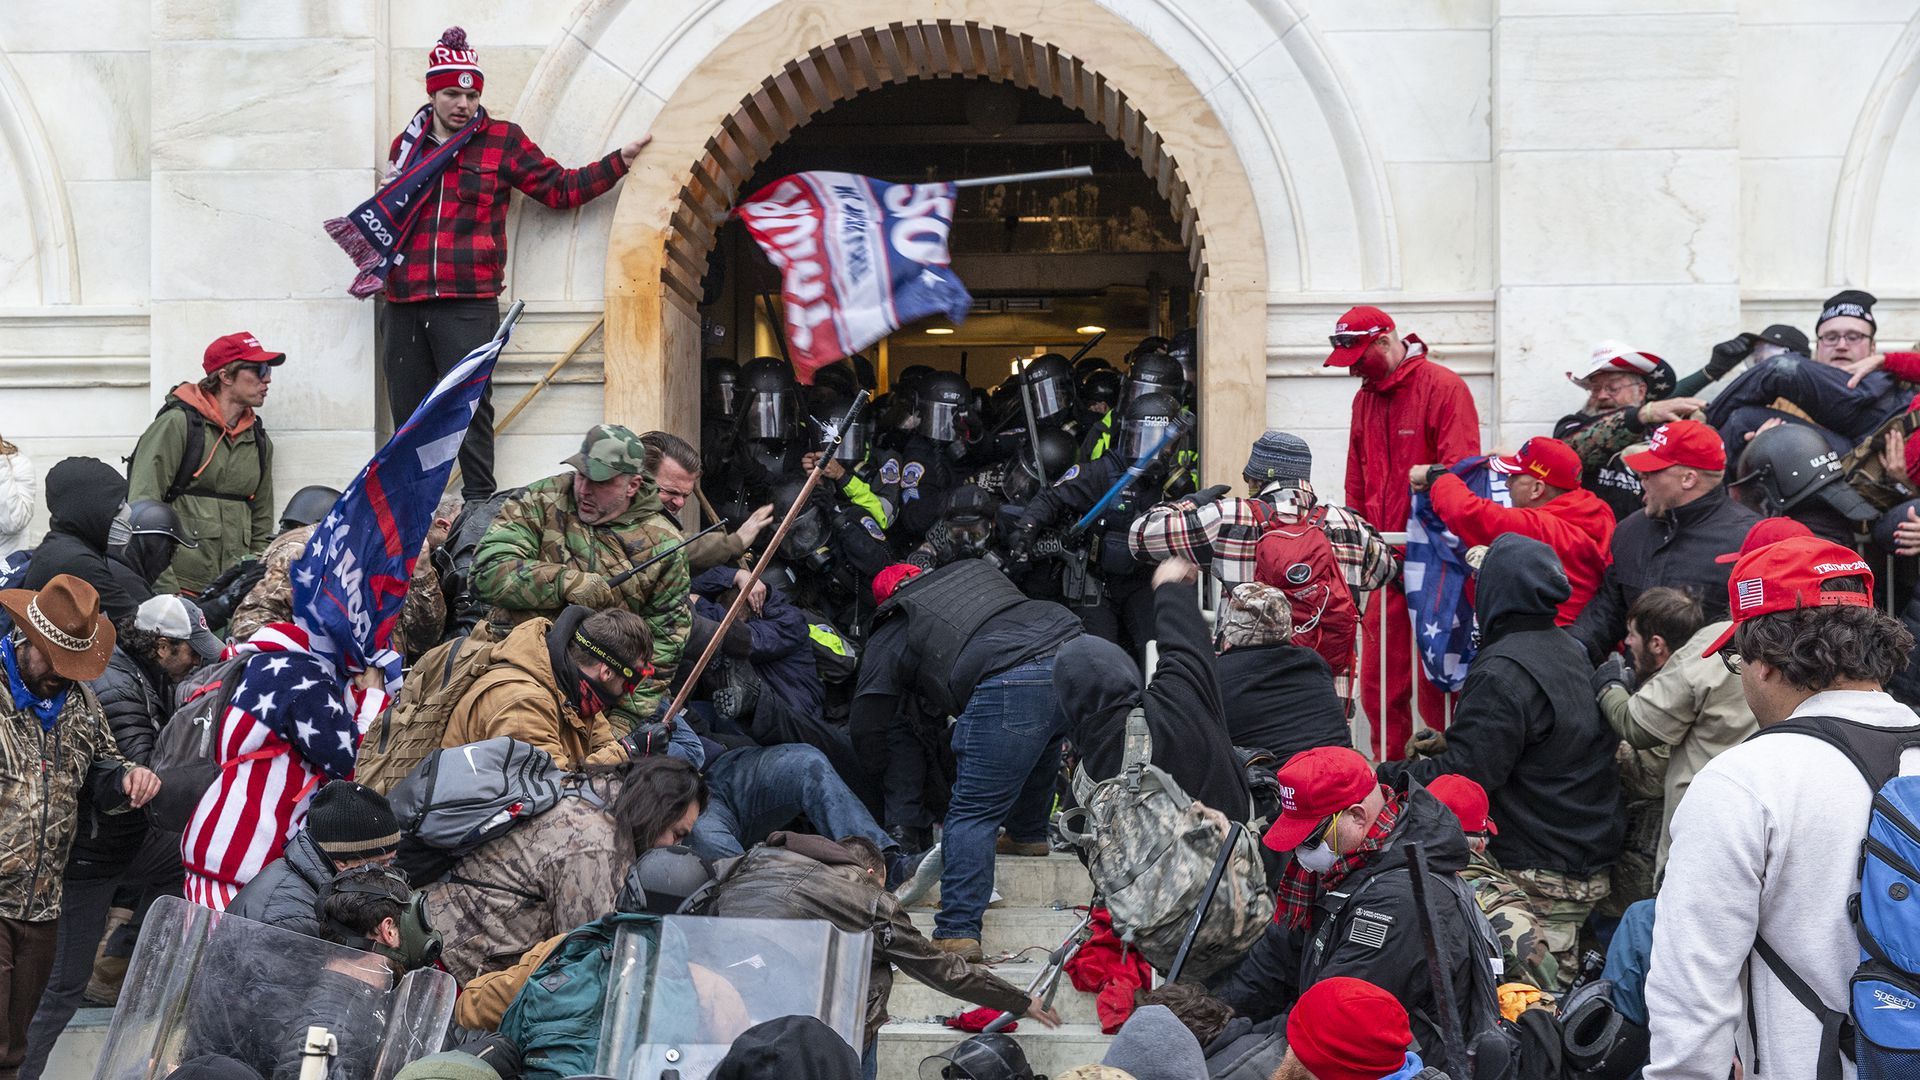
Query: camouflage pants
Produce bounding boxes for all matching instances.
[1508,866,1610,990]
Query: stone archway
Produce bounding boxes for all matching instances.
[601,0,1269,478]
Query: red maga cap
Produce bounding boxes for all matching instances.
[1714,516,1814,564]
[1702,535,1875,656]
[1324,306,1394,368]
[1425,774,1497,835]
[871,563,923,605]
[1491,436,1583,491]
[202,332,286,374]
[1262,746,1378,852]
[1622,420,1725,473]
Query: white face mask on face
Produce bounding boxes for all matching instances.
[1294,841,1339,874]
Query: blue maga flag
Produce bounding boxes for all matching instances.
[736,172,972,382]
[1402,457,1510,692]
[289,306,515,679]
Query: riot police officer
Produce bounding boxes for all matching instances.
[711,356,806,526]
[701,356,741,478]
[1729,420,1878,544]
[874,370,973,549]
[1016,392,1188,659]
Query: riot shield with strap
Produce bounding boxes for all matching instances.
[94,895,455,1080]
[595,914,872,1080]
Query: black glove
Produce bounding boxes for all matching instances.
[621,721,673,758]
[1007,520,1038,562]
[194,558,267,631]
[1592,655,1633,697]
[1705,332,1759,379]
[1186,483,1233,508]
[469,1033,523,1080]
[925,521,960,565]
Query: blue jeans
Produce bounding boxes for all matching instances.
[1704,355,1905,461]
[935,657,1067,940]
[687,744,894,860]
[1603,898,1656,1027]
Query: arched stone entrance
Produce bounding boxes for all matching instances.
[601,0,1269,477]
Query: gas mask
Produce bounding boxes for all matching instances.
[780,502,834,574]
[316,869,444,973]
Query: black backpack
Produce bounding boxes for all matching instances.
[127,399,271,505]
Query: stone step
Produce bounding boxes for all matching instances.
[908,907,1090,957]
[877,1021,1113,1079]
[45,1007,111,1080]
[886,960,1102,1026]
[907,851,1093,911]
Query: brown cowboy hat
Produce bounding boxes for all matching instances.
[0,575,115,682]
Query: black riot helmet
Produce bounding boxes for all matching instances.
[771,478,832,570]
[1731,422,1879,524]
[615,845,716,916]
[1129,336,1172,360]
[738,356,800,441]
[1002,429,1080,505]
[917,371,974,442]
[1116,391,1184,462]
[1124,351,1185,406]
[918,1034,1038,1080]
[1168,327,1199,384]
[280,485,343,532]
[1019,354,1076,422]
[1079,367,1123,413]
[808,391,871,464]
[109,500,198,585]
[703,356,741,421]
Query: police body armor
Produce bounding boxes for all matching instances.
[876,559,1030,717]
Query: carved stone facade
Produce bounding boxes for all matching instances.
[3,0,1920,539]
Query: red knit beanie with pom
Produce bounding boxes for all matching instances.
[426,27,483,95]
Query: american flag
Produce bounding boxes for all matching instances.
[180,624,385,910]
[288,304,515,684]
[1404,457,1510,692]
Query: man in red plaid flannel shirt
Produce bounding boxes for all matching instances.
[377,27,650,501]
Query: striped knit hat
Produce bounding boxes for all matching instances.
[306,781,400,864]
[426,27,483,95]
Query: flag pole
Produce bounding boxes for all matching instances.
[952,165,1092,189]
[657,391,871,725]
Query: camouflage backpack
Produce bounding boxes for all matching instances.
[1055,708,1274,979]
[353,634,498,794]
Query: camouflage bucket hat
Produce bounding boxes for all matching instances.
[1218,582,1293,649]
[564,424,646,481]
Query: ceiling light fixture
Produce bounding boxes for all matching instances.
[1077,325,1106,335]
[925,327,955,335]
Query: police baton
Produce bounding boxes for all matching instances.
[659,390,871,724]
[607,520,728,588]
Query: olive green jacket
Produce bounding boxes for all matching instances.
[127,385,274,594]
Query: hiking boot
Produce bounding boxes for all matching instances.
[996,836,1051,857]
[892,842,943,907]
[888,824,933,852]
[933,936,984,963]
[712,659,763,725]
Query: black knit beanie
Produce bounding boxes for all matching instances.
[306,781,400,864]
[1818,289,1877,331]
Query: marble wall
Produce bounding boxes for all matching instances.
[1,0,1919,542]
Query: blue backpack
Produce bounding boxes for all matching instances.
[1754,716,1920,1080]
[497,912,660,1080]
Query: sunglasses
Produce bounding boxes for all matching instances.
[1302,812,1340,849]
[1328,330,1384,350]
[230,362,273,380]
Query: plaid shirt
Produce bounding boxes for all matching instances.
[1128,479,1400,595]
[381,118,628,302]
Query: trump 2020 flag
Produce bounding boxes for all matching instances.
[737,172,972,382]
[289,308,514,680]
[1403,457,1509,692]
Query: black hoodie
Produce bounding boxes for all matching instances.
[711,1015,861,1080]
[1055,582,1251,821]
[24,457,137,621]
[1380,534,1623,876]
[1215,642,1350,762]
[1214,781,1484,1077]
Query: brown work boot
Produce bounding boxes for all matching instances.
[996,836,1050,857]
[934,937,984,963]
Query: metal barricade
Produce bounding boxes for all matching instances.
[1353,531,1452,763]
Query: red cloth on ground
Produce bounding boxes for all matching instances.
[1063,908,1155,1035]
[945,1007,1014,1033]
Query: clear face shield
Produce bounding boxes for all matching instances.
[1023,372,1072,421]
[712,380,738,419]
[813,414,870,464]
[596,915,872,1080]
[1117,415,1179,461]
[740,391,796,441]
[94,896,456,1080]
[921,399,964,442]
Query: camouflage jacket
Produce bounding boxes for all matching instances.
[1461,849,1557,991]
[470,473,690,727]
[230,526,447,660]
[0,681,130,921]
[1554,407,1644,470]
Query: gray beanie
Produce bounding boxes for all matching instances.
[1244,430,1312,484]
[1102,1005,1208,1080]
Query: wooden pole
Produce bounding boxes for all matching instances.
[449,314,603,491]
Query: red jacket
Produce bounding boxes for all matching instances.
[1868,352,1920,481]
[1430,474,1614,625]
[382,117,628,303]
[1344,336,1483,534]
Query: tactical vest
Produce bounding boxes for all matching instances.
[877,559,1028,716]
